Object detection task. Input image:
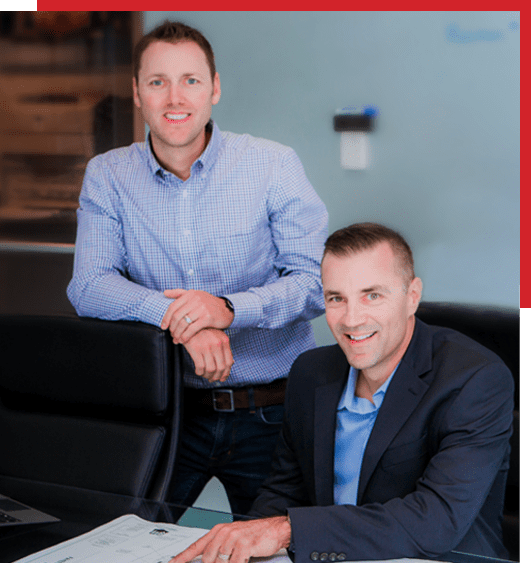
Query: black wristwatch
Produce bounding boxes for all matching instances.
[220,296,235,314]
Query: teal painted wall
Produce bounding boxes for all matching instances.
[143,11,519,345]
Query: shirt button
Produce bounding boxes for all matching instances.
[329,554,338,562]
[337,554,346,561]
[183,229,191,236]
[310,553,319,561]
[319,554,328,561]
[188,269,194,276]
[182,190,188,198]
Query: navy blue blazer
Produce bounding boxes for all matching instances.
[250,318,513,561]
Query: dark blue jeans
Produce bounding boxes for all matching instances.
[169,399,284,516]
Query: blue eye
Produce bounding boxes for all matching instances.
[367,293,380,301]
[150,79,163,86]
[186,78,198,85]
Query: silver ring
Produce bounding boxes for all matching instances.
[184,316,193,324]
[218,554,230,561]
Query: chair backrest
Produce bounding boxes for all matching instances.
[0,315,181,501]
[416,302,519,561]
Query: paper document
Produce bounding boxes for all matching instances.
[13,514,212,563]
[11,512,449,563]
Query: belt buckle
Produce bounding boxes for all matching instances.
[212,389,235,412]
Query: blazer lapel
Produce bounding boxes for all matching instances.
[357,319,433,500]
[313,349,350,506]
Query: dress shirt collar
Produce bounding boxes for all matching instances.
[337,362,400,414]
[144,120,221,179]
[199,120,222,173]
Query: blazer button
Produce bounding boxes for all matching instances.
[329,553,338,562]
[319,553,328,561]
[310,552,320,561]
[337,554,346,561]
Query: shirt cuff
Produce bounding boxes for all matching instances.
[287,509,296,554]
[223,291,264,329]
[137,291,175,326]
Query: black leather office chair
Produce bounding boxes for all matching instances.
[0,315,181,501]
[416,302,519,561]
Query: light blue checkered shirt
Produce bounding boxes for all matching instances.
[334,364,399,505]
[67,121,328,388]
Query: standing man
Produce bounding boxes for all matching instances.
[170,223,513,563]
[67,21,328,514]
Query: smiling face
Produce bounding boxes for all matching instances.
[322,242,422,388]
[133,40,221,173]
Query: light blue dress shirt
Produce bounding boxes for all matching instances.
[334,364,399,505]
[67,121,328,388]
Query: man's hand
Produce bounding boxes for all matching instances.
[161,289,234,344]
[169,517,291,563]
[183,328,234,382]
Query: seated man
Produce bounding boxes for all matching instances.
[170,222,514,563]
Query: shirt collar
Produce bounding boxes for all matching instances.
[144,120,221,179]
[144,133,164,177]
[199,120,222,173]
[338,361,401,413]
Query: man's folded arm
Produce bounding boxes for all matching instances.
[223,149,328,331]
[67,178,173,326]
[68,151,328,332]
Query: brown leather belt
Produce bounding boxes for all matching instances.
[186,378,286,412]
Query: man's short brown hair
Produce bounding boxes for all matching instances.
[324,222,415,284]
[133,20,216,82]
